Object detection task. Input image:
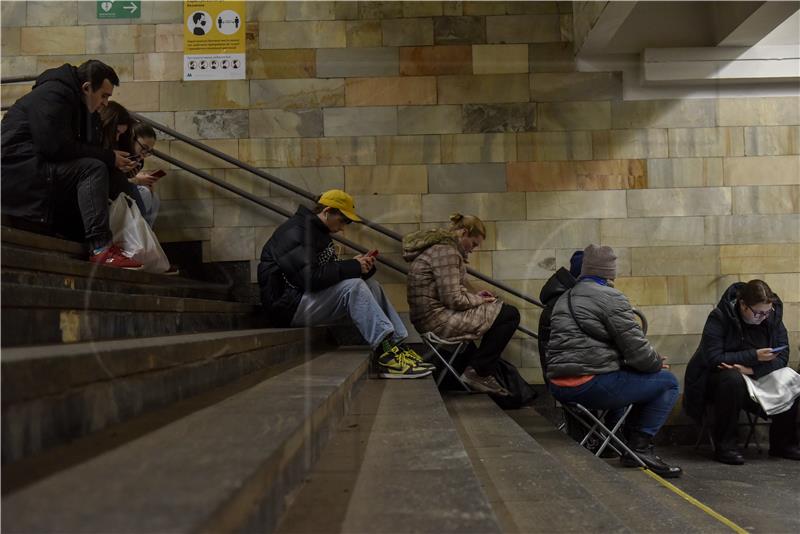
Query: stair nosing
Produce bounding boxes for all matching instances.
[2,349,369,534]
[1,245,231,293]
[1,283,254,313]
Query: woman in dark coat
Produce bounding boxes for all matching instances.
[684,279,799,464]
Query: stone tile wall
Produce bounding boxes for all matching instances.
[2,1,798,385]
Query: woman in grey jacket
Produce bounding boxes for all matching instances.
[545,244,682,478]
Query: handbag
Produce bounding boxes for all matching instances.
[109,193,170,273]
[489,358,538,409]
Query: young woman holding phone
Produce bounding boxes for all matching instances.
[684,279,800,464]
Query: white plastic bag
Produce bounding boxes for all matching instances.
[109,194,170,273]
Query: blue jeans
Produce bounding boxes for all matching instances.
[290,277,407,350]
[549,369,679,436]
[137,185,160,226]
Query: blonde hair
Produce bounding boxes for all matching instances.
[449,213,486,238]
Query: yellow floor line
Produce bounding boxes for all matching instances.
[640,468,748,534]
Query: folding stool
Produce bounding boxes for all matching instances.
[561,402,647,467]
[420,331,471,392]
[694,407,764,453]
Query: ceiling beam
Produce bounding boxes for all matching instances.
[577,1,638,56]
[718,1,800,46]
[643,45,800,84]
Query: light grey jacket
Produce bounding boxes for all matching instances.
[545,280,661,379]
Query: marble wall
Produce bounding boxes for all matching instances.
[2,1,798,388]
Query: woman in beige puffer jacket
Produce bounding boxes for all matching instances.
[402,214,520,394]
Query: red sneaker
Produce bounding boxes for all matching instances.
[89,245,143,270]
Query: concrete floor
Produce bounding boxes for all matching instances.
[653,444,800,534]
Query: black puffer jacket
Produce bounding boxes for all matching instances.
[546,279,661,379]
[683,282,789,421]
[257,205,373,326]
[538,267,577,380]
[1,64,113,225]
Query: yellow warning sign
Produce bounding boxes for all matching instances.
[183,1,245,81]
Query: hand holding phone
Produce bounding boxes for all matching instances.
[149,169,166,179]
[478,290,494,298]
[366,249,379,258]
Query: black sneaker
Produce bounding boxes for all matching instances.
[376,345,433,379]
[768,445,800,461]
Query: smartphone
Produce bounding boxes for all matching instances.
[367,249,379,258]
[149,169,166,178]
[770,345,789,353]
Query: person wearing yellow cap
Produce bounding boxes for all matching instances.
[258,190,433,379]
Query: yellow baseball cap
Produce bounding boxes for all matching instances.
[318,189,362,222]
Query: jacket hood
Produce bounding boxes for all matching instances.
[402,228,460,262]
[33,64,81,97]
[293,204,330,234]
[540,267,576,305]
[716,281,784,328]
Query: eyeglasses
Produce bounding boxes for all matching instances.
[745,303,774,319]
[136,138,154,157]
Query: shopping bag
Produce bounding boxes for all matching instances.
[109,194,170,273]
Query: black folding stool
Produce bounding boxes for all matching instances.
[420,331,471,392]
[694,408,764,453]
[560,402,647,467]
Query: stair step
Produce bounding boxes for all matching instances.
[2,328,331,463]
[2,349,369,533]
[448,396,725,533]
[1,283,258,346]
[276,379,502,534]
[1,245,231,300]
[1,226,84,259]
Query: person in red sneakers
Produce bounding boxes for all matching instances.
[1,60,141,270]
[89,244,143,269]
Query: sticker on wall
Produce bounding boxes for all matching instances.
[183,1,245,81]
[97,0,141,19]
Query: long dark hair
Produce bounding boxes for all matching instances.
[738,279,777,306]
[99,101,131,150]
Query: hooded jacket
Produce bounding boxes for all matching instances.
[683,282,789,421]
[1,64,113,225]
[403,228,501,341]
[257,205,370,326]
[545,279,661,379]
[537,267,577,379]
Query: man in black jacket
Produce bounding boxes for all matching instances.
[258,190,433,379]
[684,280,799,464]
[1,60,141,269]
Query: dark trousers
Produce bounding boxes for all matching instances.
[464,303,520,376]
[50,158,111,251]
[706,368,800,451]
[109,169,146,215]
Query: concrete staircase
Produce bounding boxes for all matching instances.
[1,226,744,533]
[2,226,369,533]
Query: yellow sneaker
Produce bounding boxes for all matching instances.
[376,344,433,379]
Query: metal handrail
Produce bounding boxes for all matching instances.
[0,75,36,84]
[156,147,541,339]
[0,74,653,338]
[0,73,544,309]
[154,148,412,277]
[129,111,546,310]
